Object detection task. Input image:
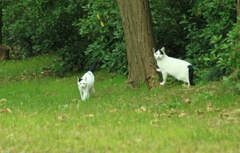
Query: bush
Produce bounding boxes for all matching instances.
[2,0,239,77]
[180,0,237,71]
[75,0,127,74]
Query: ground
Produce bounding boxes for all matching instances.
[0,56,239,153]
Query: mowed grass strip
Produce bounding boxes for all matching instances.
[0,57,239,153]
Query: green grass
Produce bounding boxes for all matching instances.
[0,56,240,153]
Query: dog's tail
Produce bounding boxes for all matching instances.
[89,61,100,73]
[188,65,195,86]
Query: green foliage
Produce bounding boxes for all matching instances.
[75,0,127,74]
[150,0,193,57]
[3,0,89,75]
[151,0,239,79]
[180,0,238,72]
[2,0,239,78]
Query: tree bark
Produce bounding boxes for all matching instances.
[117,0,158,88]
[0,45,9,61]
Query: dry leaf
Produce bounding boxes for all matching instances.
[21,75,28,80]
[86,114,94,118]
[140,106,146,111]
[150,119,161,127]
[58,114,68,121]
[231,109,240,116]
[0,107,12,113]
[206,103,213,111]
[184,98,191,104]
[6,108,12,113]
[167,109,177,115]
[154,113,166,117]
[220,113,230,118]
[0,98,7,102]
[55,124,60,127]
[236,99,240,103]
[215,108,222,112]
[178,110,188,117]
[160,113,167,117]
[226,117,235,121]
[58,116,65,121]
[135,106,147,113]
[150,119,160,125]
[195,109,205,115]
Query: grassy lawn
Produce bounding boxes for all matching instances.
[0,56,240,153]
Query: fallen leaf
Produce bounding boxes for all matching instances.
[21,75,28,80]
[231,109,240,116]
[58,116,65,121]
[0,98,7,102]
[55,124,60,127]
[215,108,222,112]
[0,107,12,113]
[178,110,188,117]
[6,108,12,113]
[226,117,235,121]
[154,113,166,117]
[207,103,213,111]
[195,109,205,115]
[167,109,178,115]
[236,99,240,103]
[160,113,166,117]
[150,119,160,125]
[58,114,68,121]
[150,119,162,127]
[140,106,146,111]
[183,98,191,104]
[220,113,230,118]
[135,106,147,113]
[86,114,94,118]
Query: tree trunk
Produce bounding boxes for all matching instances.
[0,45,9,61]
[117,0,158,88]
